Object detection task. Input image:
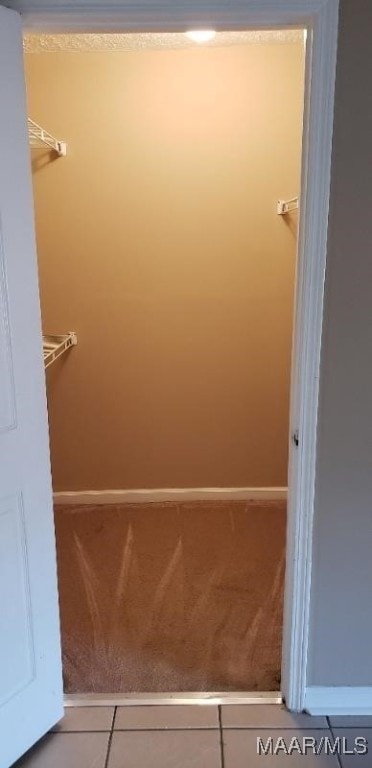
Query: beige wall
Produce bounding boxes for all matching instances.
[25,42,304,491]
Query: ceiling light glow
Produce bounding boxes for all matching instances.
[185,30,217,44]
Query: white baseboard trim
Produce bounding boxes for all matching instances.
[53,487,287,505]
[304,687,372,716]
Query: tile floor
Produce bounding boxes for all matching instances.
[13,704,372,766]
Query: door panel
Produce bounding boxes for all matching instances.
[0,223,16,432]
[0,6,63,767]
[0,494,35,708]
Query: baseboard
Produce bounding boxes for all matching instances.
[304,687,372,715]
[53,487,287,505]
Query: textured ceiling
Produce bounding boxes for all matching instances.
[24,30,304,53]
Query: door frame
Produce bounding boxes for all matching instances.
[19,0,339,712]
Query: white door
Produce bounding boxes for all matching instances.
[0,6,63,767]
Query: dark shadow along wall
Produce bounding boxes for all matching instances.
[25,42,304,491]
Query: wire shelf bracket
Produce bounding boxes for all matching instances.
[28,117,67,157]
[43,332,77,369]
[277,197,299,215]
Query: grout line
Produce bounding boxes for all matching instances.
[104,708,117,768]
[52,729,115,734]
[110,725,330,732]
[112,727,219,733]
[207,725,332,731]
[218,706,225,768]
[53,725,336,733]
[327,717,343,768]
[103,730,114,768]
[111,707,118,732]
[53,725,338,734]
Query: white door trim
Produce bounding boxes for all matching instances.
[19,0,339,712]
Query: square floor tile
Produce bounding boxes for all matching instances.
[115,704,218,730]
[330,716,372,728]
[52,706,114,732]
[13,732,109,768]
[108,730,220,767]
[221,704,327,729]
[223,729,339,767]
[332,728,372,766]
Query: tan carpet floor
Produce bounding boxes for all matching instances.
[54,500,286,693]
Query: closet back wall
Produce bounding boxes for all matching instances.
[25,42,304,492]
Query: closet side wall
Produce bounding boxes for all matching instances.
[25,43,304,491]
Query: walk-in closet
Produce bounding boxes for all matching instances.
[24,30,305,695]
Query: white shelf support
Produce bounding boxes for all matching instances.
[28,117,67,157]
[43,332,77,369]
[277,196,299,215]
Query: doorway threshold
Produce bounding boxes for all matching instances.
[64,691,282,707]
